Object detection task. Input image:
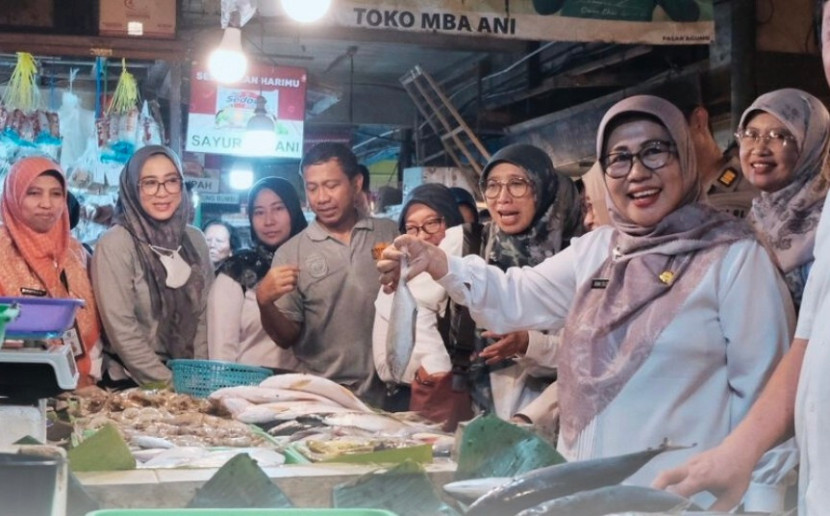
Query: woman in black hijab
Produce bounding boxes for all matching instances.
[207,177,308,369]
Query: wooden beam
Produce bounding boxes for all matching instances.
[0,33,187,61]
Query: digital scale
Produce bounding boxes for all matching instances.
[0,298,82,446]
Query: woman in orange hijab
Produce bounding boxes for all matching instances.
[0,156,102,387]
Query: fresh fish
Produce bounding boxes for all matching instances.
[209,385,339,405]
[385,257,418,383]
[236,400,356,424]
[138,448,285,469]
[131,448,167,463]
[217,397,254,418]
[131,435,175,449]
[322,412,413,434]
[259,374,374,412]
[443,477,513,504]
[466,442,686,516]
[515,485,697,515]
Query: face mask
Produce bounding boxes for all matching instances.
[149,245,192,289]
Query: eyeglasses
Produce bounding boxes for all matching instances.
[404,217,445,236]
[139,177,183,196]
[601,141,677,179]
[482,177,534,199]
[734,129,797,149]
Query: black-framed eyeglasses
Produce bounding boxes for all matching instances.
[404,217,445,236]
[482,177,534,199]
[600,140,677,179]
[139,177,183,196]
[734,128,798,150]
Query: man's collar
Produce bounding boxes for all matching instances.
[306,216,374,242]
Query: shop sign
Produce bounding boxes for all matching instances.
[185,177,220,193]
[200,193,240,205]
[326,0,713,45]
[186,63,306,158]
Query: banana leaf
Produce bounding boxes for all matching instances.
[333,460,459,516]
[67,423,135,472]
[455,415,564,480]
[187,453,293,508]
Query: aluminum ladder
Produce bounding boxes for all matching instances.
[400,65,491,176]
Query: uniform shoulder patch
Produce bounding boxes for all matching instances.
[717,168,738,187]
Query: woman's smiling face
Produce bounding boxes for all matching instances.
[603,119,685,227]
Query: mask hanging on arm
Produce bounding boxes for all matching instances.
[149,244,192,288]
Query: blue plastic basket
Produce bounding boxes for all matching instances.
[168,359,272,398]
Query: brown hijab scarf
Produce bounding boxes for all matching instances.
[557,96,754,446]
[113,145,206,359]
[0,157,101,386]
[739,88,830,303]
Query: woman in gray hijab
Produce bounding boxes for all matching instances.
[92,145,213,386]
[378,96,797,511]
[736,88,830,307]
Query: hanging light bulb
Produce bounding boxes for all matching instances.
[281,0,332,23]
[242,95,277,157]
[229,165,255,190]
[208,26,248,84]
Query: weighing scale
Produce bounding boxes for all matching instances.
[0,298,82,446]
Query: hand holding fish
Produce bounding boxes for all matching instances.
[256,265,300,305]
[479,330,530,365]
[378,235,449,293]
[651,440,752,511]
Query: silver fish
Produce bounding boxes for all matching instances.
[443,477,513,504]
[386,257,418,383]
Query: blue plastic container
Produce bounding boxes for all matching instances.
[168,359,272,398]
[0,296,84,339]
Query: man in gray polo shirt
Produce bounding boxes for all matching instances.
[257,143,398,402]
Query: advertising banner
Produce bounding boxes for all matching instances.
[330,0,714,45]
[186,63,307,158]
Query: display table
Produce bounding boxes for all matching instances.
[78,461,457,509]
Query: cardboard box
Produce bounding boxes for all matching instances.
[99,0,176,39]
[0,0,53,28]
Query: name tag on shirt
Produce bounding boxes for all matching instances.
[591,279,609,289]
[20,287,47,297]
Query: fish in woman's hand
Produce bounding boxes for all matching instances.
[386,255,418,383]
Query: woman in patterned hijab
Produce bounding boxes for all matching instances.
[737,88,830,307]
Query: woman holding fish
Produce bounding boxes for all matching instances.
[378,95,797,511]
[372,183,464,411]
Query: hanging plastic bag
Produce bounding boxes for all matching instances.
[60,69,86,170]
[221,0,257,28]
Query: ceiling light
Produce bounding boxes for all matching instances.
[229,165,254,190]
[208,27,248,84]
[281,0,332,23]
[242,95,277,157]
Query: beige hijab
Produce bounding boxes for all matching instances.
[557,95,754,446]
[581,161,612,227]
[740,88,830,303]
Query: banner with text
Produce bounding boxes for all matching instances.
[328,0,713,45]
[186,63,307,158]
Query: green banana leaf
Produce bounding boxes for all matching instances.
[455,415,564,480]
[333,460,459,516]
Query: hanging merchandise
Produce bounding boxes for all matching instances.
[221,0,257,28]
[97,59,140,186]
[59,68,86,171]
[0,52,62,182]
